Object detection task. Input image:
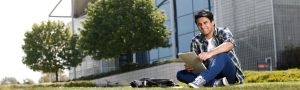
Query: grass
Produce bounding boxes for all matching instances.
[1,81,300,90]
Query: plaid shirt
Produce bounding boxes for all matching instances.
[190,27,245,84]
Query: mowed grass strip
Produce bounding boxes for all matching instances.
[1,81,300,90]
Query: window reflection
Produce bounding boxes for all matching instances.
[178,14,194,35]
[150,0,211,63]
[178,33,194,53]
[176,0,193,17]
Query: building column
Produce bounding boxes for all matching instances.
[169,0,179,58]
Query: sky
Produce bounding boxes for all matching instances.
[0,0,71,83]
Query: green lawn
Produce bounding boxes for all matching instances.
[1,82,300,90]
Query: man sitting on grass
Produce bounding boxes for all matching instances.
[176,10,244,88]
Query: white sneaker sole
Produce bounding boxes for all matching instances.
[222,77,230,86]
[188,83,200,88]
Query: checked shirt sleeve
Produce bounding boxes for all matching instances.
[220,28,236,47]
[190,36,202,54]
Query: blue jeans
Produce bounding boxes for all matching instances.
[176,53,237,86]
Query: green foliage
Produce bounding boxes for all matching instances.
[119,63,142,72]
[22,20,85,81]
[152,58,182,65]
[41,81,96,87]
[79,0,170,60]
[63,81,96,87]
[244,69,300,83]
[58,34,85,68]
[277,45,300,70]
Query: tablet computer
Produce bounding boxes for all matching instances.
[178,52,207,74]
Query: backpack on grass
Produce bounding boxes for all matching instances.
[130,78,177,87]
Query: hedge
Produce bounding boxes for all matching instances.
[37,81,96,87]
[244,69,300,83]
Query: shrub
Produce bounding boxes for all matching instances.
[37,81,96,87]
[244,68,300,83]
[152,58,182,65]
[63,81,96,87]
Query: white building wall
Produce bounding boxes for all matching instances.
[69,55,119,80]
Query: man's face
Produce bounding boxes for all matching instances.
[196,17,215,36]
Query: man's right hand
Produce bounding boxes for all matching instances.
[184,64,193,72]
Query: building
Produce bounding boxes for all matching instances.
[59,0,213,80]
[49,0,213,80]
[51,0,300,80]
[150,0,213,62]
[214,0,300,70]
[68,0,123,80]
[52,0,300,79]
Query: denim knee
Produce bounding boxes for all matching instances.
[176,70,198,84]
[215,52,227,57]
[176,70,185,83]
[214,53,230,61]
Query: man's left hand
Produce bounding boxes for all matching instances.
[198,52,213,61]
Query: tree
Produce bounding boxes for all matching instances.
[22,20,84,82]
[79,0,170,62]
[58,34,85,68]
[39,70,69,83]
[1,77,19,84]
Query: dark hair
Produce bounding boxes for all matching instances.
[194,9,214,24]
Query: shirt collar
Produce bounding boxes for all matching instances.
[199,28,217,43]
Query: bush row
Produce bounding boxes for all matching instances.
[37,81,96,87]
[244,69,300,83]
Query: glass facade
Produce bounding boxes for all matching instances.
[150,0,213,63]
[69,0,300,79]
[70,0,214,79]
[214,0,275,70]
[273,0,300,68]
[214,0,300,70]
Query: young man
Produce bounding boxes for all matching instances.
[176,10,244,88]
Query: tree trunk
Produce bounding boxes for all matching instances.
[127,50,133,63]
[74,68,76,80]
[55,71,59,82]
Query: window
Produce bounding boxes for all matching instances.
[177,14,194,35]
[176,0,193,17]
[178,33,194,53]
[158,47,172,59]
[193,0,209,12]
[149,49,159,61]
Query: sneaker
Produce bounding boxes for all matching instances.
[188,76,206,88]
[213,77,229,87]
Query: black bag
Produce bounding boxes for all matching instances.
[130,78,177,87]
